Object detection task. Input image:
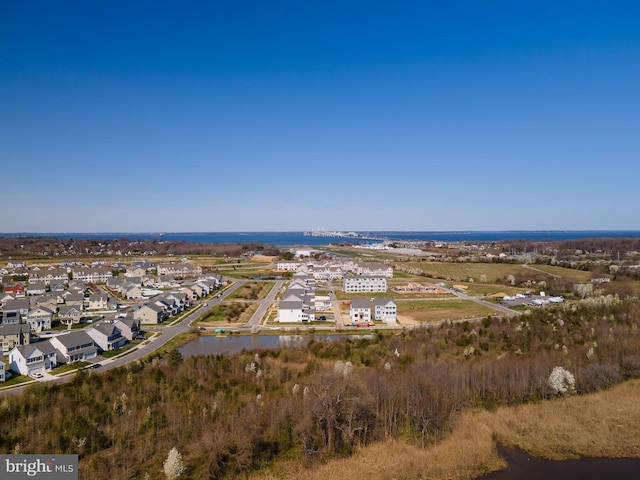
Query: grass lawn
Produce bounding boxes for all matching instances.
[397,299,497,323]
[53,361,91,375]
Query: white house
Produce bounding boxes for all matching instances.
[349,299,371,324]
[373,298,397,323]
[25,307,54,332]
[0,350,4,382]
[9,341,58,377]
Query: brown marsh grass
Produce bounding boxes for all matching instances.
[252,379,640,480]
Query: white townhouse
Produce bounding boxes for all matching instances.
[355,262,394,278]
[49,331,98,363]
[343,275,387,293]
[29,268,69,286]
[9,341,58,377]
[71,266,113,284]
[86,322,127,352]
[373,298,397,323]
[349,299,372,324]
[276,261,302,272]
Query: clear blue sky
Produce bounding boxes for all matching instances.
[1,1,639,232]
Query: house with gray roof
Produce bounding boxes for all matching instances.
[25,306,54,332]
[49,331,98,363]
[9,341,58,377]
[115,317,142,340]
[0,324,31,352]
[349,299,372,324]
[4,298,30,316]
[86,322,127,351]
[58,305,83,325]
[373,298,397,323]
[134,303,167,324]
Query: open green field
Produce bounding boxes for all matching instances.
[396,299,497,323]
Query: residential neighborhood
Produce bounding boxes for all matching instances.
[0,258,222,382]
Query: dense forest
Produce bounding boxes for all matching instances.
[1,297,639,479]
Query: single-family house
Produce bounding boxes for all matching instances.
[25,307,54,332]
[88,294,109,310]
[134,303,167,324]
[86,322,127,351]
[49,331,98,363]
[3,283,25,297]
[64,292,85,308]
[26,281,47,296]
[0,292,15,307]
[9,341,57,377]
[0,324,31,352]
[115,317,142,340]
[58,305,83,325]
[373,298,397,323]
[125,285,143,299]
[1,311,21,325]
[4,298,30,316]
[125,266,146,278]
[350,299,371,324]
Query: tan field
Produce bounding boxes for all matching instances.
[251,379,640,480]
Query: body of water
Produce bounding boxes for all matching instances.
[179,334,372,358]
[477,445,640,480]
[2,230,640,247]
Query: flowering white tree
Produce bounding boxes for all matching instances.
[548,366,576,396]
[163,447,186,480]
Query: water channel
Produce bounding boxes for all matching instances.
[477,445,640,479]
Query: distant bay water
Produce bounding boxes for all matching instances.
[2,230,640,247]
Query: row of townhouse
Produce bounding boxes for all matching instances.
[71,266,113,283]
[349,298,397,324]
[276,260,393,280]
[129,275,221,325]
[156,262,202,279]
[6,319,140,378]
[133,292,190,324]
[277,270,317,323]
[28,268,70,286]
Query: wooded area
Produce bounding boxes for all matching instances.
[1,297,639,479]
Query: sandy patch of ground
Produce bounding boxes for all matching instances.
[396,313,419,326]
